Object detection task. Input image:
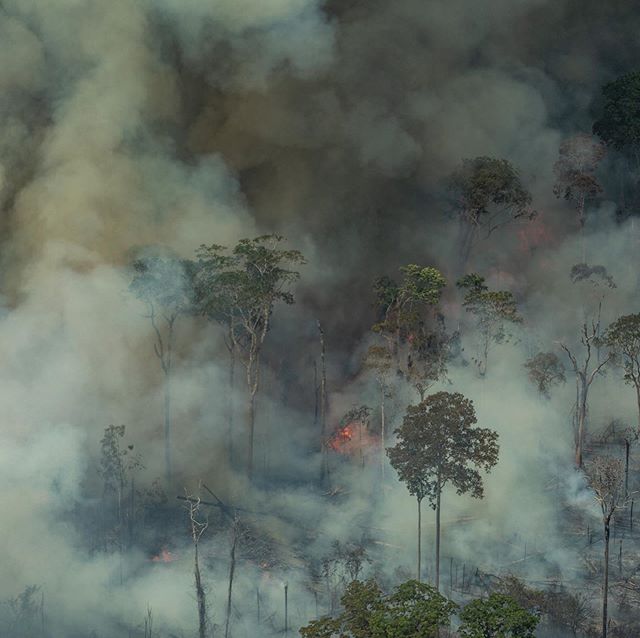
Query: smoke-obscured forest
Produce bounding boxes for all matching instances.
[3,1,640,637]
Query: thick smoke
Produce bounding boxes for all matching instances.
[1,0,640,636]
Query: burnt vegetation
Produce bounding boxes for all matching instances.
[7,3,640,638]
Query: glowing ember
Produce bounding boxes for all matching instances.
[151,547,174,563]
[328,421,379,457]
[329,424,354,451]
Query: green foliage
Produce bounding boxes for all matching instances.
[602,313,640,388]
[370,580,457,637]
[457,274,522,374]
[373,266,446,335]
[387,391,499,507]
[99,425,142,496]
[446,157,534,233]
[195,234,305,352]
[593,71,640,153]
[299,579,456,638]
[524,351,566,398]
[373,265,449,390]
[458,593,539,638]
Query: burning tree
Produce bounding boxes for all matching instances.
[195,235,305,480]
[457,273,523,376]
[373,264,448,394]
[584,456,627,638]
[130,254,194,484]
[387,392,499,589]
[329,405,374,470]
[446,156,534,270]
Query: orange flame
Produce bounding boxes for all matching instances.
[329,421,379,456]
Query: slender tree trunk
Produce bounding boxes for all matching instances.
[636,383,640,435]
[625,439,630,500]
[481,333,489,377]
[228,346,236,466]
[435,488,441,592]
[380,383,386,483]
[164,369,172,484]
[417,498,422,582]
[457,216,476,276]
[194,542,207,638]
[318,321,329,485]
[225,525,238,638]
[603,517,610,638]
[576,381,587,468]
[578,194,586,263]
[247,387,257,482]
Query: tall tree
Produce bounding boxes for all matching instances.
[196,235,304,480]
[602,313,640,432]
[373,264,448,393]
[446,157,534,270]
[130,255,194,484]
[185,492,209,638]
[593,71,640,164]
[458,593,539,638]
[553,134,606,260]
[593,71,640,212]
[584,456,627,638]
[193,244,240,465]
[387,392,499,589]
[364,345,394,482]
[457,274,523,376]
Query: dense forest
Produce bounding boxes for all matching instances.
[3,1,640,637]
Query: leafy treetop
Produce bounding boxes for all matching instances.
[387,391,499,508]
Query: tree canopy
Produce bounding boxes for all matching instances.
[387,391,499,509]
[593,71,640,154]
[458,593,539,638]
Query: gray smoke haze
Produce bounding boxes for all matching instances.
[1,0,640,636]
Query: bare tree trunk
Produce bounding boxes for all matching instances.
[576,382,587,468]
[164,370,172,485]
[225,522,239,638]
[578,193,586,263]
[247,388,257,482]
[417,498,422,582]
[435,488,441,592]
[603,517,610,638]
[625,439,630,500]
[380,383,386,483]
[228,346,236,466]
[194,542,207,638]
[636,383,640,434]
[187,495,208,638]
[457,216,476,276]
[284,583,289,635]
[318,321,329,485]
